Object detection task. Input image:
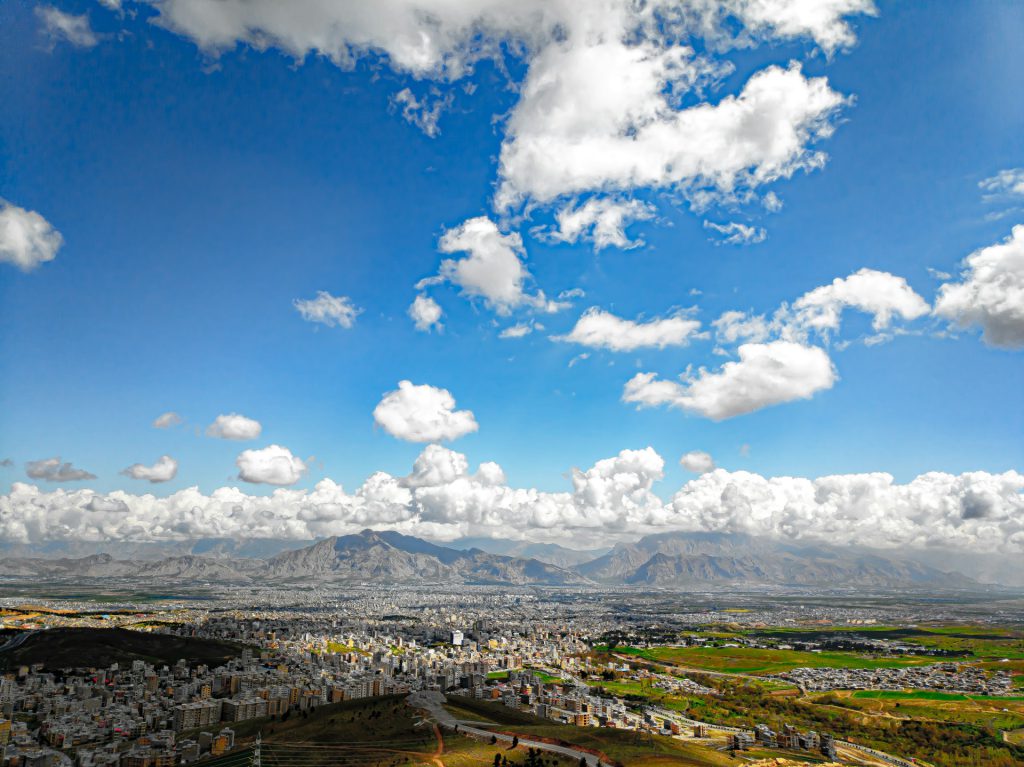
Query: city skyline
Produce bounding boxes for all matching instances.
[1,1,1022,558]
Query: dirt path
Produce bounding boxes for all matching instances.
[431,722,446,767]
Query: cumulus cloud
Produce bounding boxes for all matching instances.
[26,457,96,483]
[152,411,183,429]
[788,268,929,338]
[146,0,869,241]
[713,310,770,344]
[634,268,926,421]
[555,307,703,351]
[4,443,1020,556]
[36,6,99,48]
[499,323,534,339]
[933,225,1024,349]
[979,168,1024,199]
[408,294,443,332]
[373,380,478,442]
[680,450,715,473]
[496,60,847,211]
[704,220,767,245]
[294,291,362,328]
[121,455,178,483]
[236,444,307,485]
[423,216,563,315]
[0,200,64,271]
[624,340,837,420]
[712,268,929,349]
[206,413,263,440]
[548,198,655,250]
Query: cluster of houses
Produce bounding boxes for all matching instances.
[777,662,1014,694]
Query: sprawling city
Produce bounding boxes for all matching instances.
[2,1,1022,766]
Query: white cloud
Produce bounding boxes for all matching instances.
[555,307,703,351]
[147,0,870,235]
[236,444,307,486]
[294,291,362,328]
[391,87,452,137]
[704,220,767,245]
[152,411,183,429]
[788,268,929,338]
[0,200,64,271]
[549,198,654,250]
[762,191,783,212]
[496,60,847,211]
[680,450,715,473]
[934,225,1024,349]
[714,0,877,54]
[667,468,1024,557]
[121,455,178,483]
[425,216,563,315]
[6,444,1022,557]
[712,268,929,349]
[401,444,469,488]
[623,340,836,420]
[148,1,873,76]
[499,323,533,339]
[979,168,1024,199]
[206,413,263,440]
[373,380,478,442]
[36,6,99,48]
[408,294,443,332]
[26,457,96,483]
[713,309,770,344]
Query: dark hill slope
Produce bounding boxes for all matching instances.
[0,628,244,671]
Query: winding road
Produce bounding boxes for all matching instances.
[409,690,614,767]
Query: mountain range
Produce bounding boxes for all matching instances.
[0,529,997,589]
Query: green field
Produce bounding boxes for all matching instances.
[851,690,1024,702]
[609,645,952,675]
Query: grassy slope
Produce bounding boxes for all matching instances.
[200,696,436,767]
[445,696,736,767]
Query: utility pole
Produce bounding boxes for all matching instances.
[252,733,261,767]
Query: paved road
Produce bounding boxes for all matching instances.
[0,629,38,653]
[409,691,614,767]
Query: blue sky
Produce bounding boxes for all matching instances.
[0,0,1021,552]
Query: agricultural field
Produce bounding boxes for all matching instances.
[602,645,950,676]
[816,689,1024,731]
